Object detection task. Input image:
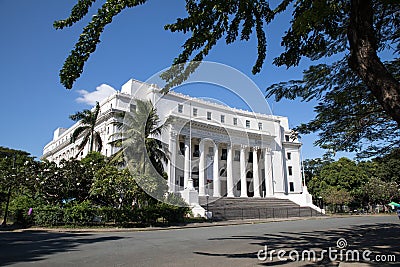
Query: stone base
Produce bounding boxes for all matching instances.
[191,204,206,217]
[181,188,207,218]
[277,186,325,214]
[181,188,199,205]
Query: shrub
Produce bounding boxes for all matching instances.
[34,206,64,226]
[63,200,95,225]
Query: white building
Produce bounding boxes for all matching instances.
[43,79,319,213]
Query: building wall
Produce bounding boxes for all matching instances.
[42,79,304,198]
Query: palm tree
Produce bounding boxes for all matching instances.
[70,102,103,157]
[109,100,168,176]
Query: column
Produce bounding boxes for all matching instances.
[184,138,190,189]
[226,144,234,197]
[198,140,206,196]
[240,145,247,197]
[213,142,221,197]
[168,130,177,192]
[264,147,274,196]
[253,147,261,198]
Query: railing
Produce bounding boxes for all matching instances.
[207,206,323,220]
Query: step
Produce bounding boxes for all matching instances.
[197,196,323,220]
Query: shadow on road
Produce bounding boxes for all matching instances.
[0,231,126,266]
[194,221,400,266]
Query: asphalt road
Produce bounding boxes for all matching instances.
[1,216,399,266]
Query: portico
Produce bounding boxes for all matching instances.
[168,121,276,199]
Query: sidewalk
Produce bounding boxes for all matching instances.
[9,214,392,233]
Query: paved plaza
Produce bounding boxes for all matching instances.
[0,215,399,266]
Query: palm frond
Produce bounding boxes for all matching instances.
[71,126,89,143]
[77,133,90,151]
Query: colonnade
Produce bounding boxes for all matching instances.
[168,132,275,198]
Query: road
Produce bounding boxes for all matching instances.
[0,216,399,266]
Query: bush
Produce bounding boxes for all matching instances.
[32,200,190,227]
[157,203,189,224]
[63,200,95,225]
[9,195,43,226]
[34,206,64,226]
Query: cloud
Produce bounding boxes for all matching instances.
[76,84,117,105]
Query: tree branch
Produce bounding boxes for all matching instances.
[347,0,400,126]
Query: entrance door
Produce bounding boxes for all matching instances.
[246,171,254,197]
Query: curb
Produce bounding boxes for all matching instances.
[3,214,394,234]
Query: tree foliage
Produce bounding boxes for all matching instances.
[70,102,103,155]
[306,153,400,211]
[0,146,187,227]
[110,100,169,176]
[90,165,138,208]
[321,187,354,209]
[362,177,399,205]
[55,0,400,156]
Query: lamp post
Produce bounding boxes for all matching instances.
[318,196,323,209]
[206,193,209,219]
[205,180,210,219]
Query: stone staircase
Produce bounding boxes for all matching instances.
[198,196,323,220]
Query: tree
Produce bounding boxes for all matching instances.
[321,187,354,213]
[307,157,370,208]
[362,177,399,206]
[303,157,333,185]
[90,165,138,208]
[55,0,399,156]
[70,102,103,157]
[0,150,35,226]
[372,148,400,183]
[110,100,168,176]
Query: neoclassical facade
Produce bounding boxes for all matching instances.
[43,79,318,212]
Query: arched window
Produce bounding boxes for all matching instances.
[246,171,253,178]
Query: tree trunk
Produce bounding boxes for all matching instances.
[90,130,94,153]
[1,186,11,226]
[347,0,400,126]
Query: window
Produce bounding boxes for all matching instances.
[207,111,212,120]
[221,115,225,123]
[258,122,263,130]
[107,127,109,135]
[234,150,240,161]
[285,135,290,142]
[178,176,184,187]
[179,142,185,155]
[287,152,292,160]
[105,149,108,156]
[233,117,238,126]
[219,168,227,177]
[130,104,136,112]
[289,182,295,192]
[193,108,198,117]
[208,147,214,155]
[288,166,293,176]
[221,149,227,160]
[248,152,253,163]
[246,120,250,128]
[178,104,183,113]
[193,144,200,157]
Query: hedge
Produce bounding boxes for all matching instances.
[26,203,190,227]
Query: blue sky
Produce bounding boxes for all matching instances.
[0,1,352,160]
